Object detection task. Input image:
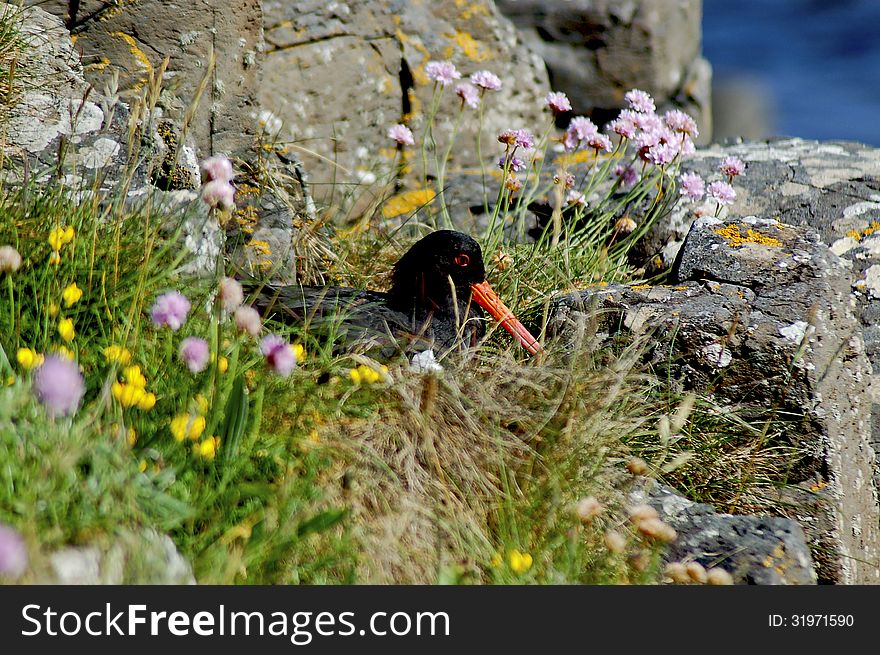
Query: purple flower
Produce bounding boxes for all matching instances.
[587,133,613,152]
[544,91,572,114]
[0,524,27,579]
[200,156,234,183]
[498,155,526,173]
[425,60,461,86]
[32,355,85,417]
[613,164,639,190]
[664,109,699,138]
[707,180,736,206]
[625,89,655,114]
[455,82,480,109]
[151,291,191,331]
[234,305,261,337]
[646,142,678,167]
[679,172,706,201]
[563,116,599,150]
[470,70,502,91]
[260,334,297,377]
[179,337,210,373]
[630,110,663,134]
[719,156,745,179]
[512,129,534,150]
[219,277,244,313]
[387,123,414,146]
[201,180,236,212]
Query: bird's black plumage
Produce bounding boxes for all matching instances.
[252,231,492,356]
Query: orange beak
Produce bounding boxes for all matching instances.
[470,281,544,355]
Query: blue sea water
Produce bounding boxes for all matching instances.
[703,0,880,145]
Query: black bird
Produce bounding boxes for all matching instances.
[252,230,542,357]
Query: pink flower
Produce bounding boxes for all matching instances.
[587,133,613,152]
[234,305,261,337]
[201,180,236,211]
[554,172,576,188]
[544,91,572,114]
[32,355,85,417]
[512,129,534,150]
[646,142,678,166]
[498,155,526,173]
[455,82,480,109]
[0,524,27,579]
[708,180,736,205]
[625,89,655,114]
[664,109,699,138]
[387,123,414,146]
[425,60,461,86]
[151,291,191,331]
[566,190,588,207]
[679,172,706,201]
[613,164,639,190]
[470,70,502,91]
[608,115,637,140]
[719,156,745,179]
[260,334,298,377]
[0,245,22,273]
[563,116,599,150]
[630,110,663,134]
[200,156,235,183]
[218,277,244,313]
[179,337,210,373]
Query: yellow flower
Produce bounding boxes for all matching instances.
[293,344,305,362]
[349,363,388,385]
[6,375,13,385]
[508,549,533,574]
[62,282,83,307]
[53,345,75,360]
[123,365,146,388]
[112,381,145,408]
[58,317,75,342]
[138,459,148,473]
[48,251,61,266]
[137,392,157,411]
[194,436,219,460]
[103,345,132,365]
[170,414,206,442]
[127,427,138,447]
[63,226,75,244]
[217,355,229,373]
[48,228,64,251]
[195,394,210,415]
[48,302,59,317]
[16,348,44,369]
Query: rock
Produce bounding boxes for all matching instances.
[32,0,264,160]
[549,217,880,583]
[632,481,816,585]
[260,0,551,203]
[46,529,195,584]
[495,0,712,142]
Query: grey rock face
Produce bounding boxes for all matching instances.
[632,482,817,585]
[260,0,551,202]
[496,0,712,143]
[32,0,264,160]
[550,217,880,583]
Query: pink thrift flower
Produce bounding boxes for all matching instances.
[512,129,534,150]
[455,82,480,109]
[425,60,461,86]
[719,156,745,178]
[708,180,736,205]
[387,123,414,146]
[679,172,706,201]
[631,110,663,134]
[646,142,678,166]
[219,277,244,313]
[588,133,613,152]
[200,155,235,183]
[260,334,297,377]
[234,305,262,337]
[566,190,588,207]
[202,180,236,212]
[0,245,22,273]
[554,172,576,188]
[179,337,210,373]
[544,91,572,114]
[625,89,655,114]
[470,70,502,91]
[0,524,27,579]
[664,109,699,138]
[608,115,637,140]
[498,155,526,173]
[151,291,191,331]
[32,355,85,417]
[613,164,639,190]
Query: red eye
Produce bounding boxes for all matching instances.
[454,254,470,267]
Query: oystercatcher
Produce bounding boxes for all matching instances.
[253,230,543,357]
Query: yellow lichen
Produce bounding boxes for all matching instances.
[714,224,783,248]
[110,31,152,90]
[443,30,491,62]
[382,188,436,218]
